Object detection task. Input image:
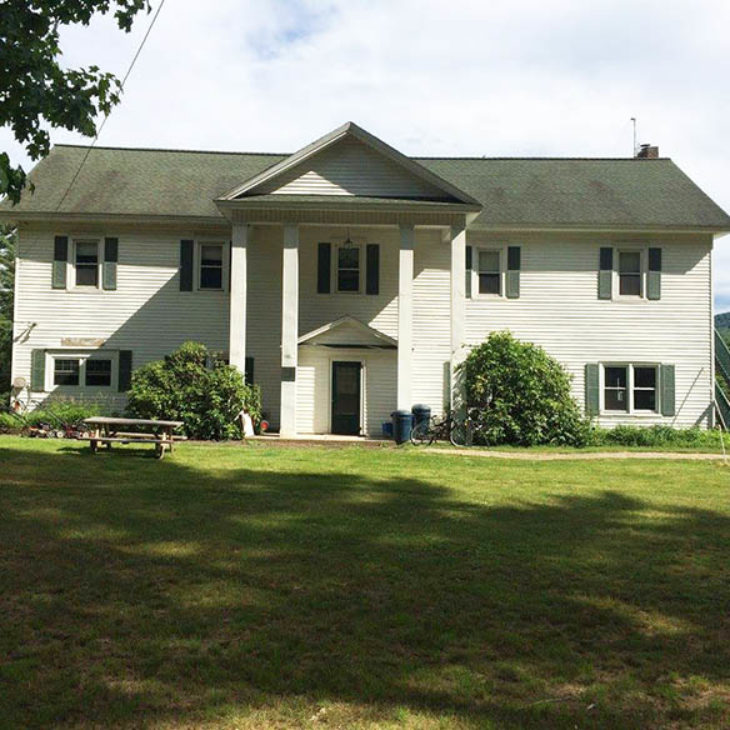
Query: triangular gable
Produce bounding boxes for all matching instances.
[298,316,397,349]
[219,122,481,206]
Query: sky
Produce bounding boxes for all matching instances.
[3,0,730,308]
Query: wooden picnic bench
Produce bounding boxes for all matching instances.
[82,417,185,459]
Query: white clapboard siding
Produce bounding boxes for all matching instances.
[258,137,447,199]
[296,346,396,436]
[13,223,230,409]
[465,231,714,428]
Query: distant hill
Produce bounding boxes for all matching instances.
[716,312,730,330]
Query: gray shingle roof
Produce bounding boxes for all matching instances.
[3,144,729,229]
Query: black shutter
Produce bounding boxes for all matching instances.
[102,237,118,290]
[118,351,133,392]
[180,240,194,291]
[366,244,380,295]
[317,242,331,293]
[245,356,254,386]
[647,247,662,300]
[506,245,521,299]
[465,245,472,298]
[598,247,613,299]
[52,236,68,289]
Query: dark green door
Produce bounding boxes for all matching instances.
[332,361,361,435]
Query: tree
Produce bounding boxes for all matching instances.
[0,226,16,395]
[0,1,150,204]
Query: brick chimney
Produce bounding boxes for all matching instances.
[637,143,659,159]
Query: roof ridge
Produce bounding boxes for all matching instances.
[417,156,672,162]
[53,144,289,157]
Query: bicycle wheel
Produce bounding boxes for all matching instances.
[410,421,431,445]
[449,421,468,447]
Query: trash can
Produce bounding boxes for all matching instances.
[391,410,413,444]
[411,404,432,430]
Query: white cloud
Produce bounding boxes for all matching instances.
[3,0,730,306]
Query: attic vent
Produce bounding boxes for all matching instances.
[637,143,659,159]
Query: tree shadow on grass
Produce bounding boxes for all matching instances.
[0,443,728,728]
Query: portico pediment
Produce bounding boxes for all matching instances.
[298,316,397,349]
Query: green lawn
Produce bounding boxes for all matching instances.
[1,437,728,729]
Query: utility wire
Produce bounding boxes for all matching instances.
[55,0,167,210]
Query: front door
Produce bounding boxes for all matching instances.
[331,361,361,435]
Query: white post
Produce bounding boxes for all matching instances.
[450,224,467,410]
[280,224,299,436]
[397,224,414,410]
[229,223,248,373]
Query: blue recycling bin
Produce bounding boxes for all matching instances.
[391,410,413,444]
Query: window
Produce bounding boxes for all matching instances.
[75,240,99,287]
[603,364,658,413]
[478,250,501,295]
[618,251,642,296]
[54,359,80,386]
[337,246,360,292]
[199,243,224,289]
[85,358,112,387]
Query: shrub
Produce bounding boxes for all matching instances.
[125,342,261,440]
[589,425,726,449]
[459,331,590,446]
[0,401,101,433]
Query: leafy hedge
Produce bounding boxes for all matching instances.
[459,331,590,446]
[0,401,101,433]
[125,342,261,440]
[589,425,726,449]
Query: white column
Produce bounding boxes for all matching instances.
[397,224,414,410]
[450,224,467,410]
[280,224,299,436]
[228,223,248,373]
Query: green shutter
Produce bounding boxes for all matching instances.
[52,236,68,289]
[661,364,675,417]
[317,243,331,294]
[245,356,254,386]
[118,350,133,392]
[102,237,118,291]
[179,240,194,291]
[585,363,599,417]
[465,245,472,299]
[30,349,46,392]
[598,247,613,300]
[366,244,380,295]
[506,246,521,299]
[647,247,661,301]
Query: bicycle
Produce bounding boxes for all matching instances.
[410,408,476,447]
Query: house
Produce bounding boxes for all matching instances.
[3,122,730,436]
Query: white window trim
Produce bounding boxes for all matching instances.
[45,350,119,392]
[600,362,659,415]
[333,242,363,295]
[613,244,648,300]
[195,240,229,292]
[70,238,102,291]
[473,246,505,298]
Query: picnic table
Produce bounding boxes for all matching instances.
[82,417,185,459]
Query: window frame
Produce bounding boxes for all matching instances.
[611,244,649,300]
[195,240,228,292]
[473,246,505,298]
[71,238,102,290]
[600,362,659,415]
[333,242,363,295]
[45,351,119,392]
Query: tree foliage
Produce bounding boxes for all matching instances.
[126,342,262,440]
[0,226,16,396]
[459,331,590,446]
[0,1,150,203]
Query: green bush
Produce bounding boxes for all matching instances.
[589,425,725,449]
[125,342,261,440]
[459,331,590,446]
[0,401,101,433]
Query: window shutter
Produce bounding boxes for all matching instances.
[102,237,118,291]
[661,364,675,417]
[317,243,331,294]
[30,349,45,392]
[465,245,473,299]
[118,350,133,392]
[52,236,68,289]
[366,244,380,295]
[228,240,232,292]
[585,363,600,417]
[647,247,662,301]
[506,246,521,299]
[598,247,613,299]
[245,356,254,386]
[180,240,194,291]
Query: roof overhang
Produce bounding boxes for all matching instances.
[298,316,398,349]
